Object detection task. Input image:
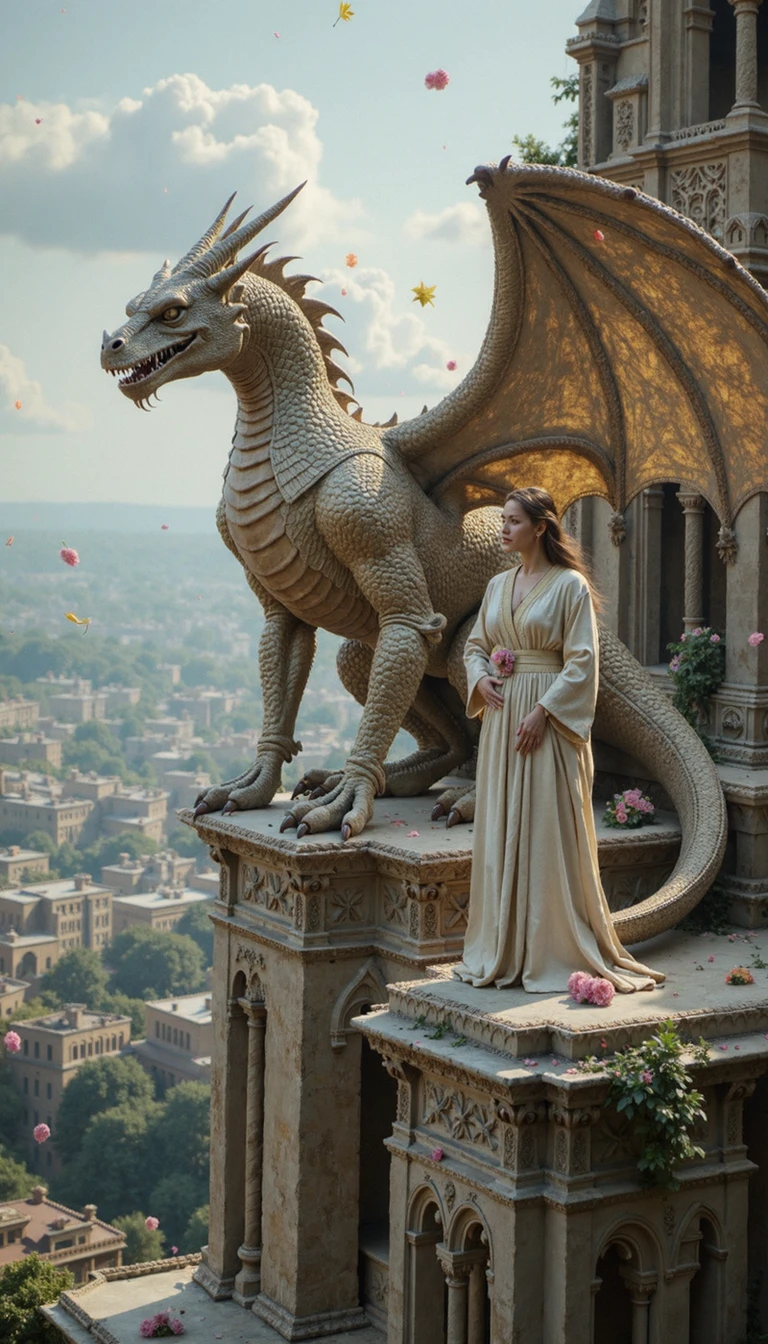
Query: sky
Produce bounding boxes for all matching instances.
[0,0,580,508]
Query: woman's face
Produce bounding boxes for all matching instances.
[501,499,543,554]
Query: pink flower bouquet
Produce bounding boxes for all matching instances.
[603,788,656,830]
[139,1311,185,1337]
[567,971,616,1007]
[490,647,516,677]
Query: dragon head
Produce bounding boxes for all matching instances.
[101,185,304,406]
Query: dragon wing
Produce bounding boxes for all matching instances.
[384,160,768,534]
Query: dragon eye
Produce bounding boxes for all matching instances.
[161,306,184,321]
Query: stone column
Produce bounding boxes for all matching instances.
[677,488,706,633]
[406,1231,446,1344]
[685,5,715,127]
[628,1284,654,1344]
[467,1262,487,1344]
[729,0,764,111]
[435,1250,472,1344]
[232,997,266,1307]
[637,488,664,663]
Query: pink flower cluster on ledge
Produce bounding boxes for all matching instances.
[568,972,616,1007]
[139,1310,185,1337]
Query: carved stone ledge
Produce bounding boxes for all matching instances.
[252,1291,370,1340]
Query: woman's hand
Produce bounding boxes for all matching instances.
[477,675,505,711]
[516,703,547,755]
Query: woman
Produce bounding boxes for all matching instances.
[454,486,664,994]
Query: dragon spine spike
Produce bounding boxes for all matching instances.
[186,182,306,280]
[172,192,237,276]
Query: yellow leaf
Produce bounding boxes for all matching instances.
[65,611,90,632]
[334,2,354,23]
[411,281,436,308]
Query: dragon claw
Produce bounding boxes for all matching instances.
[193,801,210,818]
[431,802,447,821]
[280,815,297,833]
[310,786,327,799]
[446,808,462,828]
[221,800,239,815]
[291,780,309,799]
[340,824,352,842]
[296,823,310,839]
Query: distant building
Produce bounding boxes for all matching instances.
[0,874,114,980]
[0,773,93,846]
[168,689,236,730]
[101,787,169,844]
[61,771,121,804]
[0,975,30,1019]
[156,770,211,810]
[188,870,219,897]
[132,993,213,1088]
[7,1004,132,1177]
[111,888,212,936]
[0,699,39,732]
[101,685,141,713]
[0,847,51,886]
[100,849,196,895]
[0,734,63,769]
[49,685,108,725]
[0,1186,125,1285]
[158,662,182,685]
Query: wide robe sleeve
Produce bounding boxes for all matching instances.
[536,579,598,745]
[463,579,499,719]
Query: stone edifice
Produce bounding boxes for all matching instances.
[0,1185,125,1285]
[131,992,213,1088]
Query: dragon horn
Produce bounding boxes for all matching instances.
[171,193,237,276]
[206,243,275,296]
[187,183,306,279]
[152,258,172,285]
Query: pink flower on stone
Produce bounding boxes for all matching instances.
[568,970,591,1003]
[748,632,764,647]
[587,978,615,1007]
[33,1123,50,1144]
[4,1030,21,1053]
[406,830,420,837]
[59,545,80,567]
[708,955,715,963]
[145,1215,159,1231]
[615,804,628,825]
[425,68,450,90]
[431,1147,444,1161]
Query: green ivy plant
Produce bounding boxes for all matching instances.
[666,626,725,743]
[580,1021,709,1190]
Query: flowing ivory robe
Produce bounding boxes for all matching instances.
[455,564,664,993]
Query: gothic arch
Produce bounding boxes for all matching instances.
[672,1203,726,1268]
[330,957,387,1050]
[446,1201,494,1271]
[595,1215,663,1276]
[406,1182,447,1235]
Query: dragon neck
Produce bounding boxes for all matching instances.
[224,283,342,434]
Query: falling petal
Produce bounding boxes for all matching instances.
[340,287,347,296]
[406,830,419,837]
[446,360,457,371]
[14,400,22,410]
[593,228,605,242]
[411,281,436,307]
[59,544,80,567]
[345,252,358,268]
[161,523,170,530]
[35,118,42,125]
[33,1123,51,1143]
[424,69,450,91]
[274,30,280,37]
[145,1215,160,1231]
[5,537,13,546]
[748,631,764,647]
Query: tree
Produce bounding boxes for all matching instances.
[148,1174,207,1252]
[54,1057,155,1165]
[166,825,209,862]
[111,1211,165,1265]
[0,1147,35,1201]
[40,948,108,1009]
[0,1254,73,1344]
[180,1204,209,1256]
[179,750,221,784]
[513,74,579,167]
[54,1101,163,1222]
[99,991,146,1038]
[149,1082,211,1184]
[106,927,206,1000]
[175,902,214,967]
[80,830,158,871]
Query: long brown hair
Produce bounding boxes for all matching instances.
[505,486,602,611]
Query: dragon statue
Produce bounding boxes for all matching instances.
[102,159,768,944]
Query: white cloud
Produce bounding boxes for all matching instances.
[403,201,488,247]
[318,267,463,396]
[0,74,362,254]
[0,345,91,434]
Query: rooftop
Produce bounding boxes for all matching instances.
[0,848,50,864]
[0,1187,124,1269]
[112,888,211,910]
[11,1006,131,1034]
[148,993,213,1024]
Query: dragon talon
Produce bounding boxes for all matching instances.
[296,823,310,839]
[431,802,446,821]
[291,780,309,799]
[221,800,239,815]
[193,802,210,818]
[309,786,326,799]
[340,823,352,842]
[280,815,297,833]
[446,808,462,829]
